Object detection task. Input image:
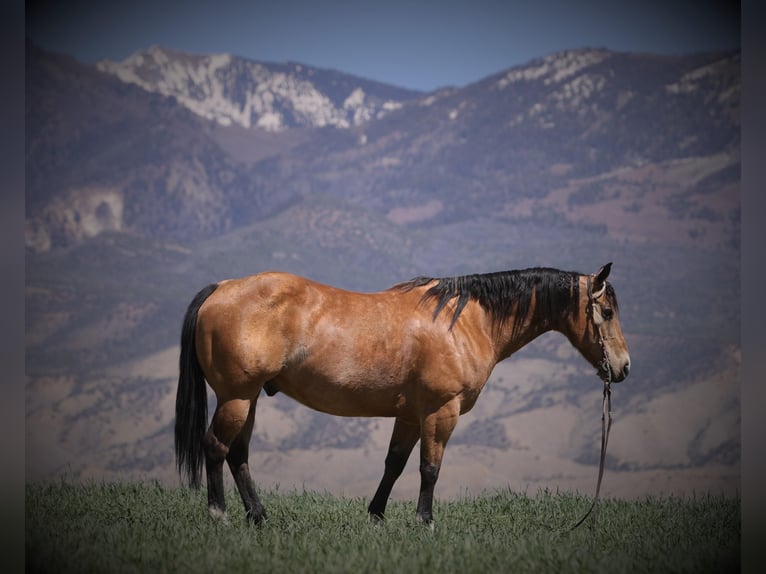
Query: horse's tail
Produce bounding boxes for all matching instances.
[175,283,218,489]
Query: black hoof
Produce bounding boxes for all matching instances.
[246,508,268,526]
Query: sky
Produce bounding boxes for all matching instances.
[27,0,740,92]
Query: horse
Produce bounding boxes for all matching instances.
[175,263,630,526]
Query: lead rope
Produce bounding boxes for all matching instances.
[571,380,612,530]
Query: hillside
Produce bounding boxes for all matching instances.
[25,43,740,498]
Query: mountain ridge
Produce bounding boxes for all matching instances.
[96,45,423,131]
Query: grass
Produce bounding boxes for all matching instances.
[26,481,739,573]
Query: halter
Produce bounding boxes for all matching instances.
[586,274,613,384]
[571,274,614,530]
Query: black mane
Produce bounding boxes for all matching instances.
[397,267,581,333]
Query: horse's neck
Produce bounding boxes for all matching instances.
[493,310,561,362]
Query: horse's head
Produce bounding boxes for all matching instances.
[570,263,631,383]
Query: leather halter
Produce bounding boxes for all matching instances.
[587,274,612,384]
[571,274,614,530]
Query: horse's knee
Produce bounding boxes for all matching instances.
[419,461,439,485]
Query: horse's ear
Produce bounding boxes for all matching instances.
[595,262,612,283]
[592,262,612,296]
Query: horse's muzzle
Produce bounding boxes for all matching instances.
[611,360,630,383]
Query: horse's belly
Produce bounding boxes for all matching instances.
[271,372,408,418]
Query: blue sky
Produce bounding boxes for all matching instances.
[26,0,740,92]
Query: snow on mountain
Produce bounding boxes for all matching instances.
[495,49,611,89]
[97,46,419,131]
[665,53,741,105]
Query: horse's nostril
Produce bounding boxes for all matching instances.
[623,363,631,378]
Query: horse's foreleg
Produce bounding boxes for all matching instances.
[368,417,420,521]
[415,400,460,526]
[226,398,267,525]
[202,398,252,523]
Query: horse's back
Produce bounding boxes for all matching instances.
[194,272,403,382]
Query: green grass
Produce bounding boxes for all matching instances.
[26,481,739,573]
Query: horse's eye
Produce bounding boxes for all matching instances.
[602,308,614,320]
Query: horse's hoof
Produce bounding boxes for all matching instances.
[416,514,435,531]
[369,512,385,525]
[246,509,267,526]
[208,506,230,525]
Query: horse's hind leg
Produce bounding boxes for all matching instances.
[368,417,420,521]
[203,398,256,523]
[226,398,267,525]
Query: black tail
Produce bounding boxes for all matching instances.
[175,283,218,488]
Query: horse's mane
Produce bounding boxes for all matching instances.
[394,267,582,332]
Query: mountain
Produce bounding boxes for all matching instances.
[25,42,740,499]
[26,42,422,251]
[235,48,739,236]
[27,44,740,251]
[96,45,422,131]
[25,40,257,249]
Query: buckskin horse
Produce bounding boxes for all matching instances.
[175,263,630,525]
